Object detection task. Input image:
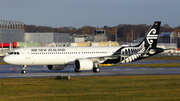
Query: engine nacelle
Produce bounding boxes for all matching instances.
[47,65,65,70]
[75,59,93,71]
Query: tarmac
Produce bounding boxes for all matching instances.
[0,60,180,78]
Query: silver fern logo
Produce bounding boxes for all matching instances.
[120,42,145,63]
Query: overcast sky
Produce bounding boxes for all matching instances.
[0,0,179,28]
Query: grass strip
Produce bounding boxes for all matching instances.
[0,75,180,100]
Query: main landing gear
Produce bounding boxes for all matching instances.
[93,63,101,73]
[93,67,101,73]
[21,65,26,74]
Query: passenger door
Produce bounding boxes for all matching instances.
[25,49,30,59]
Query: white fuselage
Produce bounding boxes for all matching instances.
[4,46,120,65]
[3,21,162,74]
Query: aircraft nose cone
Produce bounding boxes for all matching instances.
[3,56,10,64]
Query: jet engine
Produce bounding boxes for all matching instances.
[47,65,66,70]
[74,59,93,72]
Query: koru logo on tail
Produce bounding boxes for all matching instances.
[146,28,157,45]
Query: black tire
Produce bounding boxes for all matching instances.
[93,67,101,73]
[21,70,26,74]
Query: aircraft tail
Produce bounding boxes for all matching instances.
[137,21,161,50]
[102,21,163,64]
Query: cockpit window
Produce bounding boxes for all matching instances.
[9,52,13,55]
[9,52,20,55]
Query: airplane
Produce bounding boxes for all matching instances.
[3,21,164,74]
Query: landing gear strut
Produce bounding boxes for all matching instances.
[21,65,26,74]
[93,63,101,73]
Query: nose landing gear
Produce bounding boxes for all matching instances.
[21,65,26,74]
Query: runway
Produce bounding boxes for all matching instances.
[0,60,180,78]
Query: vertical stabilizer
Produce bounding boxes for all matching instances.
[138,21,161,50]
[106,21,162,64]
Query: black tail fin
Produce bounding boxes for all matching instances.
[137,21,161,50]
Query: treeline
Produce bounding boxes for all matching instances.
[24,24,180,43]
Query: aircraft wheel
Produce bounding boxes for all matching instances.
[21,70,26,74]
[93,67,101,73]
[96,67,101,73]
